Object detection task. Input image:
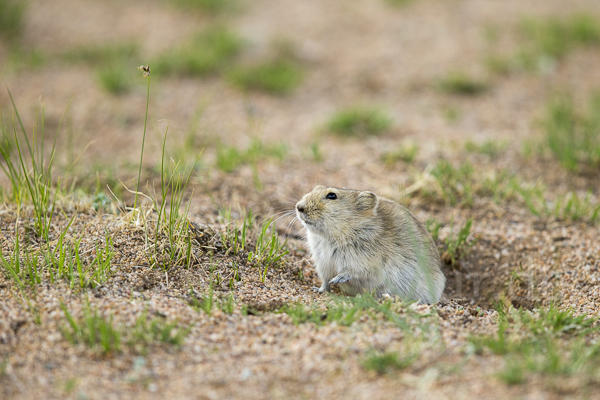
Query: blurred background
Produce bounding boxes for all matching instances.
[1,0,599,211]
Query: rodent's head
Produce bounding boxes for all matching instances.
[295,185,379,239]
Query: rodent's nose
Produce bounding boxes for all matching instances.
[296,203,305,213]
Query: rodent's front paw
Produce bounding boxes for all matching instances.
[329,274,351,285]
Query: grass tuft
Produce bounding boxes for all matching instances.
[216,139,287,173]
[0,0,26,43]
[542,93,600,171]
[98,64,133,95]
[414,159,600,223]
[62,43,139,95]
[520,15,600,62]
[153,27,243,77]
[486,14,600,75]
[442,218,475,267]
[470,305,600,385]
[464,139,508,158]
[362,350,416,374]
[381,142,419,165]
[62,43,139,66]
[425,218,441,242]
[190,285,236,315]
[497,360,526,385]
[437,71,489,95]
[248,218,289,282]
[61,303,191,355]
[326,107,392,137]
[0,89,62,240]
[6,48,46,71]
[61,302,121,354]
[228,60,303,95]
[384,0,414,7]
[170,0,235,14]
[146,127,199,271]
[431,160,474,206]
[128,312,191,354]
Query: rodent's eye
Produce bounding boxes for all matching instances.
[325,192,337,200]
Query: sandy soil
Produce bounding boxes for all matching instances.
[1,0,600,399]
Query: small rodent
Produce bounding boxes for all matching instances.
[296,185,445,304]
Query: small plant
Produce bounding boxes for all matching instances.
[216,139,287,173]
[219,292,236,314]
[128,312,191,354]
[481,171,520,204]
[487,14,600,75]
[6,48,46,71]
[146,126,199,270]
[464,139,508,158]
[153,27,242,77]
[248,218,288,282]
[551,191,600,223]
[282,294,434,331]
[430,160,474,206]
[470,305,600,385]
[416,160,599,223]
[0,90,66,240]
[497,359,526,385]
[443,106,460,122]
[381,142,419,165]
[442,218,475,266]
[0,226,27,288]
[425,218,441,242]
[170,0,235,13]
[61,303,191,355]
[98,65,133,95]
[282,299,363,327]
[190,284,236,315]
[282,303,325,326]
[220,208,254,256]
[362,350,416,374]
[484,54,514,75]
[519,15,600,62]
[137,64,193,271]
[228,60,303,95]
[61,302,122,354]
[63,378,78,394]
[61,43,139,95]
[542,93,600,171]
[518,304,597,336]
[62,43,139,66]
[0,0,26,43]
[309,141,323,162]
[190,284,215,316]
[384,0,414,7]
[43,227,116,289]
[216,145,243,173]
[326,107,392,137]
[437,71,489,95]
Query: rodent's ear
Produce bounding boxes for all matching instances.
[356,191,378,211]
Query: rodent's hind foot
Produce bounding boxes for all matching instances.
[329,274,351,286]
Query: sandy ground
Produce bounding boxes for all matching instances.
[1,0,600,398]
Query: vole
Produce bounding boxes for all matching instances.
[295,185,445,304]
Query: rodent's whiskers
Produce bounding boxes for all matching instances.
[278,184,300,202]
[263,209,295,224]
[269,210,297,227]
[283,216,299,237]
